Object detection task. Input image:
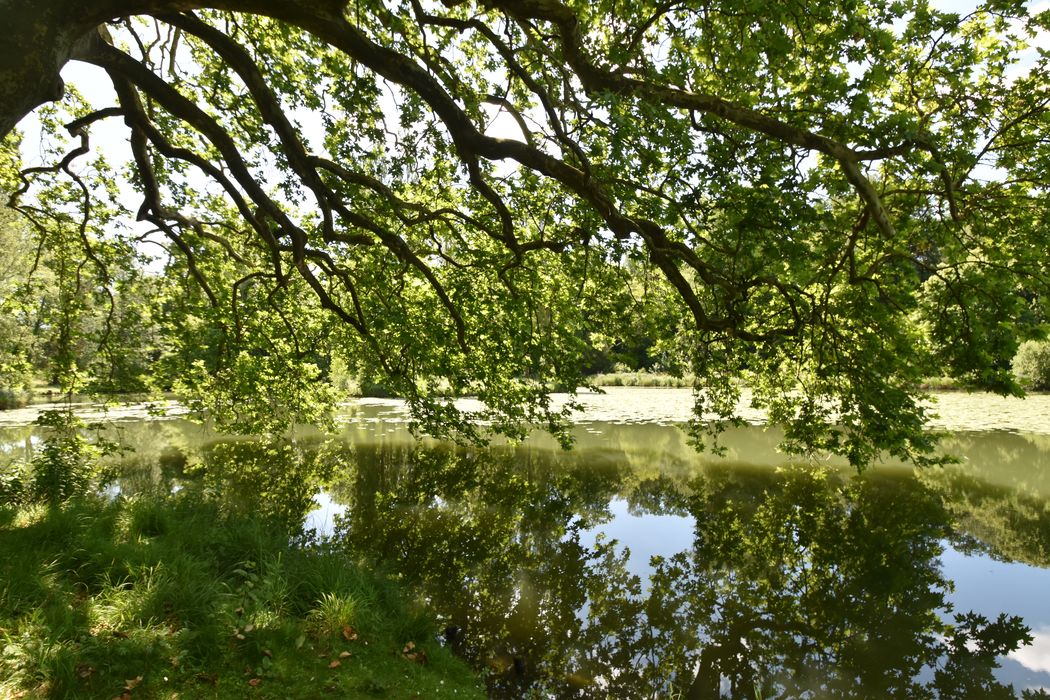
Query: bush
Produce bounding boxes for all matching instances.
[0,355,33,408]
[1012,340,1050,391]
[1,410,119,506]
[0,388,24,410]
[0,462,28,504]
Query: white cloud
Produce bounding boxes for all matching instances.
[1011,626,1050,675]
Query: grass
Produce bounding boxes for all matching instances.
[0,493,484,699]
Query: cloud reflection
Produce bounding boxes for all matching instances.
[1011,626,1050,674]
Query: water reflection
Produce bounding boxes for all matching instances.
[325,443,1044,698]
[2,404,1050,697]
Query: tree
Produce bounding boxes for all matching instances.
[0,208,35,406]
[2,0,1050,464]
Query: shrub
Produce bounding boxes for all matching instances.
[12,410,120,505]
[0,356,32,409]
[27,410,99,503]
[1012,340,1050,391]
[0,389,23,410]
[0,462,28,504]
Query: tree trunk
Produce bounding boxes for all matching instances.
[688,645,721,700]
[0,0,345,139]
[0,0,95,138]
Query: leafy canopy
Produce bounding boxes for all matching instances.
[4,0,1050,465]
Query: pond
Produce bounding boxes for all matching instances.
[2,387,1050,698]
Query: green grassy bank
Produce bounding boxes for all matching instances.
[0,493,483,699]
[583,372,974,392]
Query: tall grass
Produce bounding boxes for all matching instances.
[0,493,483,699]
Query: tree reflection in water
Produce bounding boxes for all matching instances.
[108,429,1048,699]
[323,443,1045,699]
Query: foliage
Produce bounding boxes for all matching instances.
[585,370,694,388]
[0,131,167,398]
[1012,340,1050,391]
[0,200,34,407]
[4,1,1050,463]
[0,409,118,506]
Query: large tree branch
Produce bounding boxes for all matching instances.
[291,10,784,336]
[159,11,337,243]
[484,0,905,240]
[5,1,820,343]
[78,33,303,275]
[0,0,346,138]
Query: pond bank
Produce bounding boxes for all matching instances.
[0,493,483,699]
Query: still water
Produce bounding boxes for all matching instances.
[2,387,1050,698]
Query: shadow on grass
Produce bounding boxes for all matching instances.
[0,494,483,699]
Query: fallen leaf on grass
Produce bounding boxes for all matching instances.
[328,660,342,669]
[262,649,273,658]
[76,664,94,679]
[342,625,358,641]
[248,678,262,687]
[194,672,219,686]
[401,642,428,665]
[124,676,143,691]
[338,651,352,658]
